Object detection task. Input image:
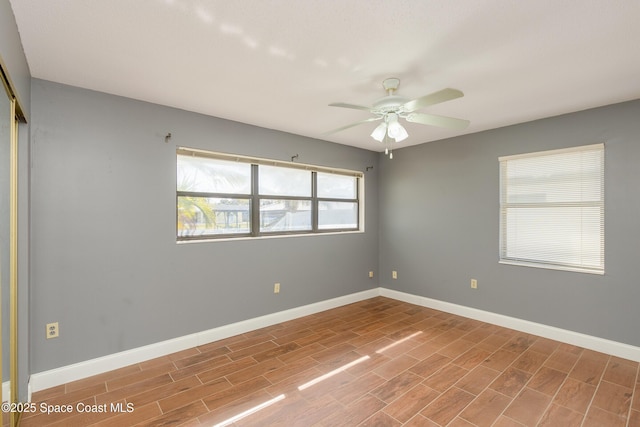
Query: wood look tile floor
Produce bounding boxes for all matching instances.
[20,297,640,426]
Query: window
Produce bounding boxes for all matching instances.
[177,148,363,240]
[499,143,604,274]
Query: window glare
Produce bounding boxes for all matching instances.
[318,201,358,229]
[177,155,251,194]
[260,199,312,232]
[317,173,357,199]
[259,165,311,197]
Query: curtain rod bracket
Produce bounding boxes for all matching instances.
[165,132,172,143]
[291,154,299,162]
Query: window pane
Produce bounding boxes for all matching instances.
[177,155,251,194]
[318,201,358,230]
[317,173,357,199]
[178,197,250,237]
[258,165,311,197]
[260,199,311,232]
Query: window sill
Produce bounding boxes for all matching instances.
[177,229,364,244]
[499,259,604,275]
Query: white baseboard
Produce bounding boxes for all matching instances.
[380,288,640,363]
[28,289,379,396]
[29,286,640,399]
[2,381,8,402]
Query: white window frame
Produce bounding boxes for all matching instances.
[176,147,364,242]
[499,143,604,274]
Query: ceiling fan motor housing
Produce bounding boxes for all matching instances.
[372,95,408,114]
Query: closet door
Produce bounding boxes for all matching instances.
[1,64,20,427]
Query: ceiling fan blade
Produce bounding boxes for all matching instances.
[328,102,373,112]
[405,112,470,130]
[323,117,382,135]
[402,88,464,113]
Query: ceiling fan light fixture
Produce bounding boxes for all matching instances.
[370,122,387,142]
[387,114,408,142]
[389,124,408,142]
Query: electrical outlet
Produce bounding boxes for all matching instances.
[274,283,280,294]
[46,322,59,339]
[471,279,478,289]
[392,271,398,279]
[369,271,374,278]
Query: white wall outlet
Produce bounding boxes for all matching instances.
[471,279,478,289]
[46,322,59,339]
[369,271,374,278]
[392,271,398,279]
[274,283,280,294]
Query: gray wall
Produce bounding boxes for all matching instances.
[1,0,30,116]
[1,0,31,400]
[30,79,379,373]
[379,99,640,347]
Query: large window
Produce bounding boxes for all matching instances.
[177,148,362,240]
[499,143,604,274]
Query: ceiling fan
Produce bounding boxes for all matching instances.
[326,78,469,153]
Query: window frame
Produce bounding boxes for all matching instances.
[176,148,363,241]
[498,143,605,275]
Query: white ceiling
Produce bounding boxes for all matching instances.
[9,0,640,151]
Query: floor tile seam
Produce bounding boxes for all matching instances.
[173,355,232,375]
[179,384,252,419]
[455,412,486,427]
[585,379,634,421]
[526,344,560,359]
[65,373,127,396]
[461,332,514,379]
[384,385,439,425]
[498,348,577,426]
[168,360,180,377]
[94,373,177,407]
[485,383,517,402]
[453,355,523,427]
[496,338,554,380]
[543,403,586,425]
[372,370,436,413]
[420,385,475,426]
[120,375,199,406]
[105,367,182,394]
[579,354,612,427]
[489,414,526,427]
[376,408,407,426]
[597,378,635,392]
[221,372,274,391]
[126,403,162,427]
[57,380,105,399]
[272,352,322,370]
[353,409,387,426]
[532,357,587,422]
[520,372,566,426]
[603,363,640,389]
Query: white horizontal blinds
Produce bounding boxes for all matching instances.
[499,144,604,273]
